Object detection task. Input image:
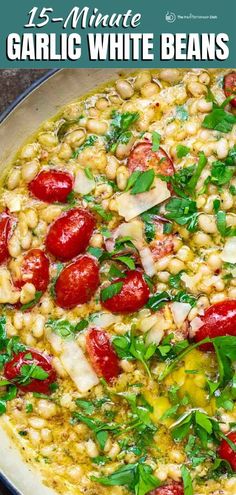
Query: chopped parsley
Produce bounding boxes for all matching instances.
[151,131,161,152]
[216,210,236,237]
[100,282,123,302]
[202,97,236,133]
[72,135,98,158]
[105,111,139,152]
[21,291,43,311]
[129,169,155,195]
[46,318,88,339]
[176,144,190,159]
[165,197,198,232]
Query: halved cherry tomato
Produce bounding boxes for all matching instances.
[128,141,175,176]
[101,270,150,314]
[46,208,95,261]
[0,210,15,264]
[28,170,73,203]
[14,249,49,292]
[224,72,236,108]
[86,328,121,383]
[194,300,236,350]
[4,350,56,395]
[218,432,236,470]
[55,254,99,309]
[149,483,183,495]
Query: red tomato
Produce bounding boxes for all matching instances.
[101,270,150,314]
[28,170,73,203]
[55,255,99,309]
[46,208,95,261]
[14,249,49,292]
[150,233,174,261]
[194,300,236,350]
[149,483,183,495]
[218,432,236,470]
[4,350,56,394]
[224,72,236,108]
[86,329,121,382]
[0,210,15,264]
[128,141,175,176]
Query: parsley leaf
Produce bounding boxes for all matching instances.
[210,161,234,186]
[140,206,160,243]
[106,111,139,152]
[130,169,155,195]
[216,210,236,237]
[46,318,88,338]
[169,273,182,289]
[21,291,42,311]
[176,144,190,159]
[50,262,64,298]
[91,203,113,222]
[113,331,156,377]
[19,364,48,384]
[101,282,123,302]
[181,465,193,495]
[151,131,161,152]
[146,291,171,311]
[186,152,207,195]
[115,256,135,270]
[225,145,236,166]
[202,103,236,133]
[91,460,160,495]
[159,335,236,392]
[165,197,198,232]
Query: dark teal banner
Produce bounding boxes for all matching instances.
[0,0,235,67]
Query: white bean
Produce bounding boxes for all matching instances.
[215,138,229,159]
[198,214,217,234]
[86,119,107,135]
[159,69,180,83]
[32,315,45,339]
[37,399,57,419]
[187,82,207,97]
[116,80,134,99]
[140,82,159,98]
[7,169,21,190]
[65,129,85,148]
[197,99,212,113]
[134,71,152,90]
[105,155,119,180]
[38,133,58,148]
[116,165,129,190]
[21,160,39,183]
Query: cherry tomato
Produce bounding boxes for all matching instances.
[86,328,121,382]
[150,233,174,261]
[46,208,95,261]
[4,350,56,395]
[55,254,100,309]
[194,300,236,350]
[0,210,15,264]
[28,170,73,203]
[101,270,150,314]
[224,72,236,108]
[128,141,175,176]
[149,483,183,495]
[14,249,49,292]
[218,432,236,470]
